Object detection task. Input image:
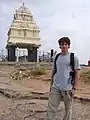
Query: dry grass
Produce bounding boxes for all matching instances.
[10,67,46,80]
[80,69,90,84]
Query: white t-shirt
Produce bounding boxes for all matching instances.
[52,52,80,91]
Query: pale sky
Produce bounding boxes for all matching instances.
[0,0,90,64]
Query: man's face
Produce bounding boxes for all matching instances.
[59,42,70,52]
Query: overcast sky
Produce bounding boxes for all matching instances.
[0,0,90,64]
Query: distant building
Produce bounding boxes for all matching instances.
[6,3,41,62]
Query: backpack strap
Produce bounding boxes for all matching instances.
[70,52,75,86]
[70,52,74,71]
[53,53,60,75]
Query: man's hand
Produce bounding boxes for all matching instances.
[71,88,76,97]
[72,89,75,96]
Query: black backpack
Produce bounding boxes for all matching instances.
[53,52,75,86]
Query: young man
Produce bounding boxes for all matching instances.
[46,37,80,120]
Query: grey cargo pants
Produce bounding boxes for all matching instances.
[46,86,73,120]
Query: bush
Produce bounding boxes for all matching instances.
[10,67,46,80]
[30,68,46,76]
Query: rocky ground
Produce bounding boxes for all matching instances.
[0,64,90,120]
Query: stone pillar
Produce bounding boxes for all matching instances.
[28,48,37,62]
[7,46,16,61]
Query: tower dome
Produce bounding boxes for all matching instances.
[16,3,32,15]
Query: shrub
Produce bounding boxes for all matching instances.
[30,68,46,76]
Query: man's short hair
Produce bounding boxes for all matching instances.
[58,37,71,45]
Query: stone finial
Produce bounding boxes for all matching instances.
[16,9,17,13]
[23,2,24,6]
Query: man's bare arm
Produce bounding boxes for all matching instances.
[50,69,55,92]
[74,69,80,89]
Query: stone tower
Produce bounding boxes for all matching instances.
[6,3,41,62]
